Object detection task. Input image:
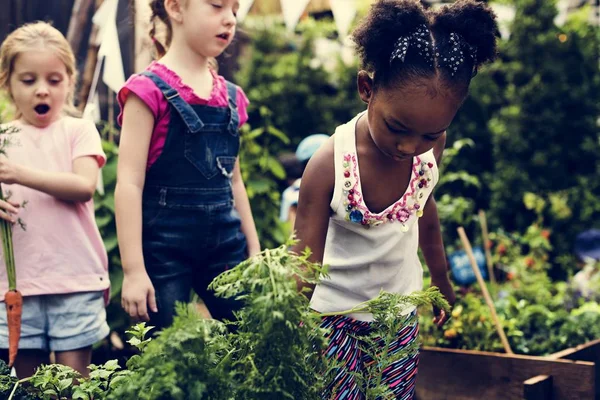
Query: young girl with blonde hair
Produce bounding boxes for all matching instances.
[0,22,109,378]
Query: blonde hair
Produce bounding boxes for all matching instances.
[148,0,218,70]
[0,21,79,118]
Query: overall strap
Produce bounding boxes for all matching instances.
[225,80,239,133]
[140,71,204,133]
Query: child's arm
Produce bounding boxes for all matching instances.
[419,133,456,327]
[0,155,99,202]
[115,93,157,322]
[231,159,260,256]
[291,139,334,298]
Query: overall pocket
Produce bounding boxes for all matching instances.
[184,125,227,179]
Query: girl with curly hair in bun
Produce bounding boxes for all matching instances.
[292,0,499,398]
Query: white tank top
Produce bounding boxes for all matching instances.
[310,112,439,321]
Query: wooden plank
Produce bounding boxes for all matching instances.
[416,347,595,400]
[0,1,14,40]
[524,375,553,400]
[1,0,75,39]
[67,0,94,55]
[549,339,600,399]
[549,339,600,362]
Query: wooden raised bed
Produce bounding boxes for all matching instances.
[416,339,600,400]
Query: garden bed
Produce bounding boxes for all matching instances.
[416,339,600,400]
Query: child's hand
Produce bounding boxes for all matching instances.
[0,156,20,185]
[248,243,261,258]
[0,199,19,223]
[121,270,158,322]
[431,275,456,328]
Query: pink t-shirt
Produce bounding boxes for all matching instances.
[0,117,108,301]
[117,61,250,170]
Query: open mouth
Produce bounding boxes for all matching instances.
[34,104,50,115]
[216,33,230,41]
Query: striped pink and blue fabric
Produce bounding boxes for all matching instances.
[320,313,419,400]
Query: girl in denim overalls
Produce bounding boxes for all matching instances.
[116,0,260,329]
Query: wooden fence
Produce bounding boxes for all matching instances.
[0,0,76,40]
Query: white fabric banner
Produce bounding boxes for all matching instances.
[94,0,125,93]
[330,0,358,39]
[82,93,105,195]
[237,0,255,23]
[554,0,570,26]
[280,0,311,31]
[490,3,516,40]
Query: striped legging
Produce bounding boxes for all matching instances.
[320,313,419,400]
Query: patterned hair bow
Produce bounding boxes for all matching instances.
[390,24,434,65]
[436,32,478,77]
[390,27,478,77]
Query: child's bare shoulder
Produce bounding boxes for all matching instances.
[300,135,335,199]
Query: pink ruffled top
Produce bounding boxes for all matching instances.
[117,61,249,170]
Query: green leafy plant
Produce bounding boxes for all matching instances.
[0,239,453,400]
[71,360,132,400]
[107,307,235,400]
[26,364,80,400]
[421,195,600,356]
[348,289,448,399]
[104,241,450,400]
[238,107,290,249]
[209,242,329,400]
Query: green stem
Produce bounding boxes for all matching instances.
[319,302,371,317]
[266,250,278,296]
[0,184,16,291]
[8,377,31,400]
[7,381,18,400]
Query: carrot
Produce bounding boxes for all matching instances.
[4,290,21,366]
[0,184,21,367]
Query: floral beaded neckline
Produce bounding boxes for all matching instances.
[341,152,434,231]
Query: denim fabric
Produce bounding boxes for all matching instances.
[140,71,246,328]
[0,291,109,352]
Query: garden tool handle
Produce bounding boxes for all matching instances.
[458,227,513,354]
[478,210,497,286]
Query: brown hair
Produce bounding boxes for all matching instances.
[0,21,79,118]
[148,0,218,70]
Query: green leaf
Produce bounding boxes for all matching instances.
[103,235,118,252]
[104,359,121,371]
[71,387,89,400]
[101,193,115,213]
[58,377,73,391]
[95,214,113,228]
[266,126,290,144]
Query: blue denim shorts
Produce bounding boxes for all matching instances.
[0,291,109,352]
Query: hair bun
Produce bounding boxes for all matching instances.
[352,0,430,71]
[432,0,499,67]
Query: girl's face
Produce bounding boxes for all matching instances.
[9,48,71,128]
[359,73,462,161]
[179,0,239,59]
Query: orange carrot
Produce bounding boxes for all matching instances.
[0,183,21,367]
[4,290,22,367]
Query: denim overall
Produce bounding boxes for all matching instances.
[140,71,247,328]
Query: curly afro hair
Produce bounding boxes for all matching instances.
[352,0,499,96]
